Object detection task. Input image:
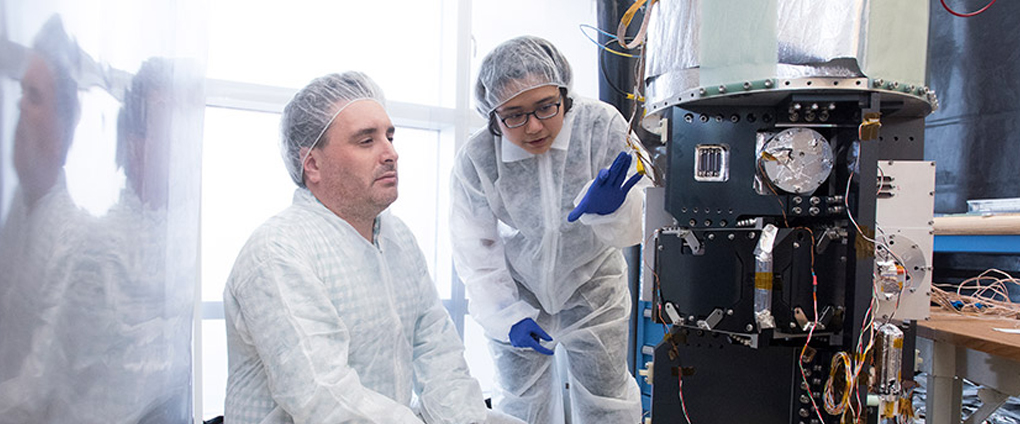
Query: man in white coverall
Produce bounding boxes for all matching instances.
[223,71,522,424]
[450,36,649,424]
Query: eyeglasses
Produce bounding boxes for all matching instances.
[496,101,562,129]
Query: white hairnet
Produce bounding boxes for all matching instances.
[475,35,572,117]
[280,71,385,187]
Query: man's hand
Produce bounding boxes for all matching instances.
[568,151,642,222]
[508,318,553,355]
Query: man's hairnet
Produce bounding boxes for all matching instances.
[474,35,572,117]
[280,71,385,187]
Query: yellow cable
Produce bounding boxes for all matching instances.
[616,0,658,50]
[618,0,646,34]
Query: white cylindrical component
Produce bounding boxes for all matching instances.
[874,323,904,399]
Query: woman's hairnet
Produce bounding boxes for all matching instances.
[280,71,386,187]
[474,36,572,117]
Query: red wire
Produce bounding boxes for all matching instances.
[940,0,996,17]
[678,373,692,424]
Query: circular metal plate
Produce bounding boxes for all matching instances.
[879,234,927,290]
[759,127,834,195]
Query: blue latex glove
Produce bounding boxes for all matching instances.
[508,318,554,355]
[568,151,643,222]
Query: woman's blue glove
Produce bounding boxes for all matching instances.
[508,318,554,355]
[568,151,643,222]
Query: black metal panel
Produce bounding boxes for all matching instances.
[926,0,1020,213]
[655,227,848,337]
[655,232,749,323]
[651,328,847,424]
[665,106,781,226]
[877,118,926,160]
[651,91,894,423]
[651,330,797,424]
[664,94,890,230]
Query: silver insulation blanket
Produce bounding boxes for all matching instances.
[644,0,929,110]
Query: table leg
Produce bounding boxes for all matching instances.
[926,340,963,424]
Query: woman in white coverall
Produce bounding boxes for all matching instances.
[450,36,649,424]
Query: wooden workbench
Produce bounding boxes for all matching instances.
[917,308,1020,424]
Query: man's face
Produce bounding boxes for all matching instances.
[311,100,398,216]
[13,54,65,197]
[494,84,565,155]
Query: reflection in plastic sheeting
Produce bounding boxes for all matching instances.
[0,7,204,423]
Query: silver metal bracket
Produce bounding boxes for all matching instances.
[697,308,725,331]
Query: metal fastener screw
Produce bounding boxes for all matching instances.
[743,81,752,90]
[746,324,754,332]
[718,85,727,94]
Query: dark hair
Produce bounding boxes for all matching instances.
[487,87,573,137]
